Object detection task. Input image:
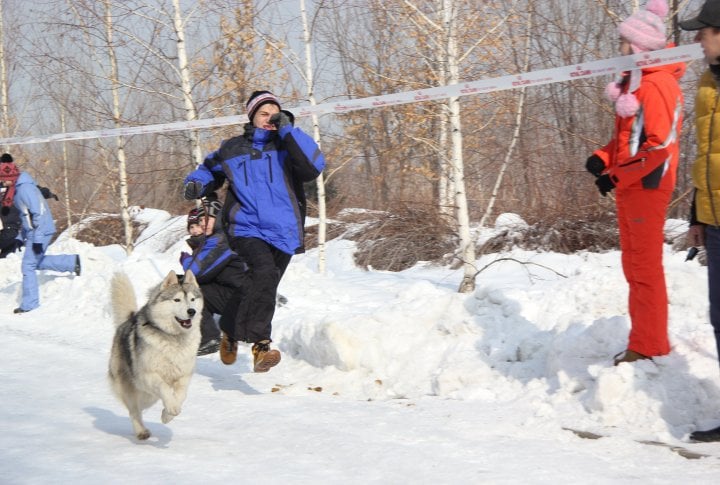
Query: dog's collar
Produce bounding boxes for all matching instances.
[132,313,158,330]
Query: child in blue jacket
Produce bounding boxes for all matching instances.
[0,154,80,313]
[180,200,249,356]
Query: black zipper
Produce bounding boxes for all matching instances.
[619,157,646,168]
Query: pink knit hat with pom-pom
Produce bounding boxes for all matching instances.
[605,0,669,117]
[618,0,669,53]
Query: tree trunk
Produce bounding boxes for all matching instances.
[300,0,328,273]
[0,0,10,139]
[60,112,73,234]
[442,0,475,293]
[104,0,133,254]
[171,0,202,170]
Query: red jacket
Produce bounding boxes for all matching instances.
[594,60,685,191]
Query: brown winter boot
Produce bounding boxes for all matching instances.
[613,349,651,366]
[220,333,238,365]
[252,340,281,373]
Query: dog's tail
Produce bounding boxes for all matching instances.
[110,272,138,327]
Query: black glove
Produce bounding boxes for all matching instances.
[206,200,222,218]
[32,242,43,255]
[585,155,605,177]
[38,186,59,201]
[184,181,204,200]
[595,174,616,197]
[269,111,293,130]
[13,239,24,252]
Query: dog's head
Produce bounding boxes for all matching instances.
[149,270,204,335]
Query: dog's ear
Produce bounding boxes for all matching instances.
[161,271,179,289]
[182,270,197,287]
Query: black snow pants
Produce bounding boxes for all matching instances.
[219,237,291,344]
[199,258,250,345]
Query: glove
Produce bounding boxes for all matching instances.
[585,155,605,177]
[206,199,222,218]
[13,239,24,252]
[184,181,204,200]
[32,242,44,255]
[595,174,616,197]
[39,186,59,200]
[179,251,192,266]
[269,111,293,130]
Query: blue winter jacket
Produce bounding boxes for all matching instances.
[184,122,325,255]
[13,172,56,243]
[182,230,238,285]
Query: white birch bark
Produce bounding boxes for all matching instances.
[436,25,452,217]
[104,0,133,254]
[171,0,202,168]
[442,0,476,293]
[0,0,9,140]
[59,112,73,234]
[300,0,328,274]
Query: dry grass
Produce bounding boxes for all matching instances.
[73,215,146,247]
[345,207,457,271]
[479,211,620,254]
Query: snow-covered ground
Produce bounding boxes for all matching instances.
[1,208,719,484]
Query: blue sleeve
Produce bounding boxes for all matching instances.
[184,150,227,189]
[281,127,326,182]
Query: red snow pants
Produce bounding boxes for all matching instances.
[615,188,672,357]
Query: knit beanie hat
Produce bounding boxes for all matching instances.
[618,0,669,53]
[0,153,20,208]
[246,91,281,122]
[187,206,206,229]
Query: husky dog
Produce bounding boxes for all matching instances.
[108,270,203,440]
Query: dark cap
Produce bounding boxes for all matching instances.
[680,0,720,30]
[246,90,281,122]
[187,206,205,228]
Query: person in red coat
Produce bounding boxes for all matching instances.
[584,0,685,365]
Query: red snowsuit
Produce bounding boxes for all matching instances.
[593,59,685,357]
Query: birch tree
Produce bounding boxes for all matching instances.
[171,0,202,168]
[59,112,73,232]
[103,0,133,253]
[414,0,478,292]
[399,0,516,292]
[0,0,20,142]
[0,0,9,141]
[299,0,329,273]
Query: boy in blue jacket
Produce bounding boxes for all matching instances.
[180,201,249,356]
[0,153,80,313]
[183,90,325,372]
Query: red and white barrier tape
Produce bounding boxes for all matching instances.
[0,43,703,147]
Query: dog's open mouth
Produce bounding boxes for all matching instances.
[175,317,192,329]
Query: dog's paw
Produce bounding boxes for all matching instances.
[161,408,179,424]
[137,429,151,440]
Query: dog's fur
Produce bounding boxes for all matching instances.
[108,270,203,440]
